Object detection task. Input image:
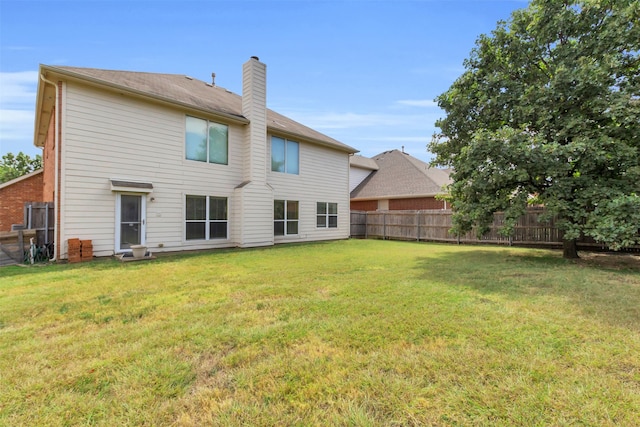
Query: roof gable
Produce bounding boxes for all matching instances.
[350,150,451,199]
[0,169,43,190]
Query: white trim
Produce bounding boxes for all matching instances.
[316,201,338,229]
[183,194,229,242]
[274,199,299,236]
[115,193,146,253]
[110,179,154,193]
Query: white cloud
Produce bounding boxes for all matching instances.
[0,71,39,108]
[285,111,412,129]
[277,106,444,163]
[0,71,39,155]
[281,109,443,131]
[395,99,439,108]
[352,136,432,143]
[0,110,34,139]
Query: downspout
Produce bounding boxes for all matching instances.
[40,73,59,261]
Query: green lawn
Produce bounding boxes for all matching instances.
[1,240,639,426]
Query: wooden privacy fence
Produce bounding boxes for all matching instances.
[0,202,54,265]
[21,202,54,247]
[350,209,639,251]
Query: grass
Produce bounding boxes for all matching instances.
[1,239,639,426]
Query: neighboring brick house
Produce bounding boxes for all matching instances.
[350,149,451,211]
[33,57,358,260]
[0,169,44,231]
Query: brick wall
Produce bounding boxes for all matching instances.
[350,200,378,211]
[351,197,446,212]
[389,197,446,210]
[0,171,44,231]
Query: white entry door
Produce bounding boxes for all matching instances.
[116,194,146,251]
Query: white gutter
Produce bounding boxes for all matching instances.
[39,73,59,262]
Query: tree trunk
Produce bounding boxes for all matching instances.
[562,238,579,259]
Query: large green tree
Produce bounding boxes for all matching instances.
[429,0,640,258]
[0,152,42,184]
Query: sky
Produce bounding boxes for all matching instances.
[0,0,527,163]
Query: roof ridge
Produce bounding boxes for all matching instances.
[47,65,232,92]
[39,64,358,154]
[51,65,187,78]
[389,149,435,181]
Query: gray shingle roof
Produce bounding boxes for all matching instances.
[350,150,451,199]
[41,65,357,153]
[349,154,379,170]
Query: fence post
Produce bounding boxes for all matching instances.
[416,211,420,242]
[18,230,24,263]
[364,212,368,239]
[44,203,49,245]
[383,213,386,240]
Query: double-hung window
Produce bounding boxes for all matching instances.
[185,116,228,165]
[274,200,299,236]
[185,195,228,240]
[271,136,299,174]
[317,202,338,228]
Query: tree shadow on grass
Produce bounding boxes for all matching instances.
[414,248,640,332]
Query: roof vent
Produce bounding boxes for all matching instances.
[211,72,216,86]
[185,75,193,80]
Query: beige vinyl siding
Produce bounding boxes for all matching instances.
[60,82,244,257]
[268,137,350,243]
[233,182,274,248]
[349,166,374,193]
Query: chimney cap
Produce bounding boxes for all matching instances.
[250,56,260,61]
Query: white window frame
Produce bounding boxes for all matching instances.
[274,199,299,236]
[185,195,229,241]
[316,202,338,228]
[185,116,229,165]
[271,136,299,175]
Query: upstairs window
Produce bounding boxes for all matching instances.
[274,200,299,236]
[271,136,299,174]
[185,116,228,165]
[317,202,338,228]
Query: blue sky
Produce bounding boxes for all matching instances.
[0,0,527,163]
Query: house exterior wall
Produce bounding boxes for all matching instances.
[53,71,351,259]
[0,171,44,231]
[269,140,351,243]
[58,81,246,258]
